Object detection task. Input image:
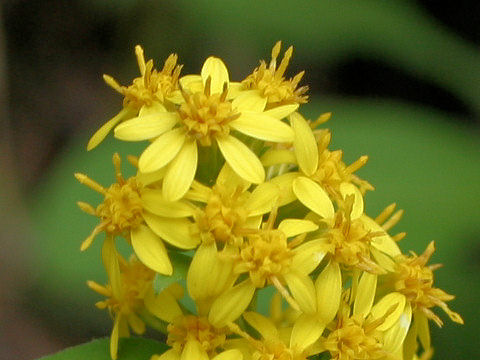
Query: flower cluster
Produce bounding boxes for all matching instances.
[77,42,462,360]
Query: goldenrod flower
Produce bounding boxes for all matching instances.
[76,153,199,275]
[114,56,297,200]
[88,254,180,360]
[293,179,399,274]
[87,45,183,150]
[228,311,323,360]
[242,41,309,106]
[319,289,411,360]
[386,241,463,356]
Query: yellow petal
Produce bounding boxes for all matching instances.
[230,112,294,142]
[339,182,364,219]
[102,236,121,299]
[87,107,135,150]
[179,74,203,93]
[163,139,198,201]
[155,349,180,360]
[353,272,377,318]
[370,292,406,331]
[231,90,267,112]
[315,261,341,325]
[263,104,299,119]
[143,212,199,249]
[114,112,178,141]
[370,247,396,272]
[243,312,278,340]
[144,288,183,323]
[360,215,401,257]
[244,182,279,216]
[269,172,300,206]
[278,219,318,238]
[293,177,334,219]
[383,302,412,353]
[138,128,186,173]
[127,312,146,334]
[141,189,195,218]
[289,112,318,176]
[261,149,296,166]
[208,280,256,327]
[136,167,166,186]
[415,311,431,351]
[131,224,172,275]
[217,135,265,184]
[290,314,324,352]
[216,163,251,192]
[110,315,120,360]
[181,340,209,360]
[212,349,243,360]
[201,57,229,95]
[292,239,328,275]
[284,272,317,314]
[187,242,234,301]
[139,102,167,116]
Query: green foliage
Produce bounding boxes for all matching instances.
[38,338,168,360]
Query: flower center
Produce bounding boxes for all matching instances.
[254,339,299,360]
[323,317,384,360]
[237,229,293,287]
[178,78,240,146]
[195,184,249,246]
[167,315,227,356]
[97,178,144,235]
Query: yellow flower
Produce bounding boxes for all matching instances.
[75,153,199,275]
[88,254,180,360]
[261,112,373,201]
[387,241,463,357]
[87,45,183,150]
[293,178,400,274]
[228,311,324,360]
[319,289,411,360]
[114,56,297,200]
[242,41,309,106]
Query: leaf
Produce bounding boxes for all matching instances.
[38,337,168,360]
[153,251,191,294]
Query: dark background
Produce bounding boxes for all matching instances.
[1,1,479,359]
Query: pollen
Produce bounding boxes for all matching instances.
[178,78,240,146]
[167,315,227,356]
[104,45,183,109]
[392,241,464,326]
[242,41,308,106]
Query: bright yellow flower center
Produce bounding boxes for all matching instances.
[97,178,144,235]
[392,242,463,326]
[178,78,240,146]
[238,229,293,288]
[242,41,308,106]
[195,184,249,246]
[167,315,227,356]
[323,316,384,360]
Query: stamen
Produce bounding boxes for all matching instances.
[270,275,299,311]
[135,45,146,75]
[75,173,107,194]
[374,203,397,224]
[382,209,404,231]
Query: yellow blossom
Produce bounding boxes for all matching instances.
[75,153,199,275]
[87,45,183,150]
[88,255,179,360]
[242,41,309,107]
[114,56,297,200]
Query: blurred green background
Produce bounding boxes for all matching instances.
[0,0,479,359]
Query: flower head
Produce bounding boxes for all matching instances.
[242,41,308,106]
